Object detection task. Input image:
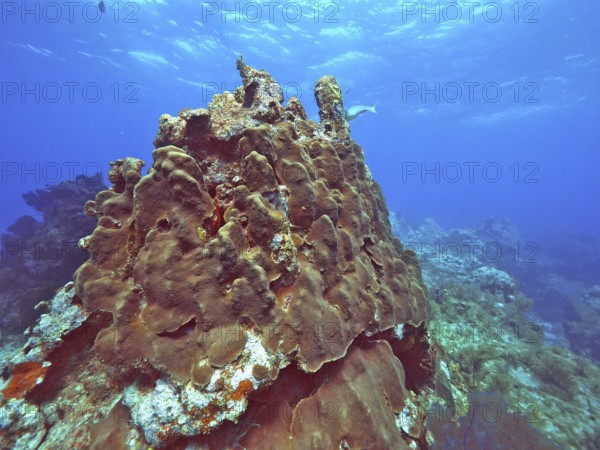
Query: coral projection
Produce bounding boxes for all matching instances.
[0,59,434,449]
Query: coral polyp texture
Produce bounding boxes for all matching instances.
[0,58,434,449]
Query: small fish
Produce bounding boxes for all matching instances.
[345,103,377,121]
[98,0,105,13]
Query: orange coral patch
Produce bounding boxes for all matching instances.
[210,198,225,236]
[157,424,173,442]
[230,379,254,401]
[2,361,48,399]
[199,402,220,431]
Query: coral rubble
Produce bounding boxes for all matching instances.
[0,59,434,449]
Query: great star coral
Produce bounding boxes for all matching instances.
[0,58,434,449]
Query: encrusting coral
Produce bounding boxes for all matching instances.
[0,58,434,449]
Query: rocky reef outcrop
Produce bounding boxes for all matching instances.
[0,59,434,449]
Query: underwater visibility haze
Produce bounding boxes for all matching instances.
[1,1,599,448]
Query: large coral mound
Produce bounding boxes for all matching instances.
[0,59,433,449]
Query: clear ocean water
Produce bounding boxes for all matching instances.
[1,0,599,238]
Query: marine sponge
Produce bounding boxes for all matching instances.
[0,58,433,449]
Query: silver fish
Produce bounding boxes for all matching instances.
[345,103,377,121]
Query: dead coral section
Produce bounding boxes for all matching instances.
[100,329,432,450]
[0,285,119,450]
[1,58,432,449]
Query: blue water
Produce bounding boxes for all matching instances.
[1,0,599,238]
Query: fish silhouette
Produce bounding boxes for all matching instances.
[98,0,105,13]
[345,103,377,121]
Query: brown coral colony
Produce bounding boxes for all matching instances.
[3,58,434,449]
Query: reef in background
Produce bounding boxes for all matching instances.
[391,214,600,448]
[0,59,435,449]
[0,176,106,329]
[563,285,600,364]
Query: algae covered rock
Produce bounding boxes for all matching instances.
[393,214,598,449]
[0,58,433,449]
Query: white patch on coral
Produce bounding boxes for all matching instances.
[395,323,405,340]
[0,399,45,449]
[124,379,189,446]
[396,397,419,438]
[439,360,451,380]
[124,329,289,445]
[16,286,86,364]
